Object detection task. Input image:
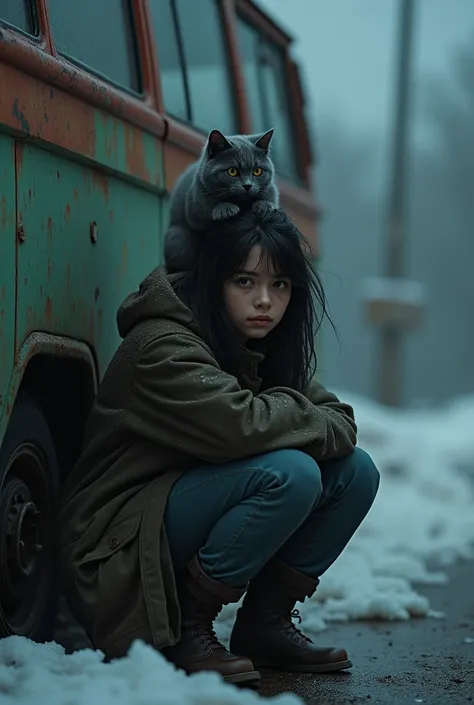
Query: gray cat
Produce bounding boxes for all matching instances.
[164,128,279,273]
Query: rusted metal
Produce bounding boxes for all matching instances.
[35,0,54,54]
[13,142,162,381]
[124,123,150,183]
[142,0,166,118]
[0,25,166,141]
[1,65,165,189]
[16,222,25,243]
[0,332,98,443]
[133,0,161,112]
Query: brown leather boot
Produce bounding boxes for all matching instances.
[162,556,260,685]
[229,561,352,673]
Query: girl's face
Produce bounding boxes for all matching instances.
[224,245,292,342]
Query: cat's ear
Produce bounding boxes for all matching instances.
[253,129,274,152]
[207,130,233,158]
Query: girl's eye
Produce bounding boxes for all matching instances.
[227,167,239,177]
[274,280,289,289]
[235,277,253,287]
[253,167,263,177]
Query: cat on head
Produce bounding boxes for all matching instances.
[164,128,279,273]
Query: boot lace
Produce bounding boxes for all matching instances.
[282,609,312,644]
[191,621,223,651]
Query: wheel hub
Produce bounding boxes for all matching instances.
[1,477,43,607]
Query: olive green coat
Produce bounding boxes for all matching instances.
[59,266,357,659]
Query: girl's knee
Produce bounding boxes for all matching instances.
[344,447,380,499]
[258,449,323,508]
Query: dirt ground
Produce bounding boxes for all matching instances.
[54,560,474,704]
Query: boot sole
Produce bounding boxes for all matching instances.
[255,659,353,674]
[223,670,261,685]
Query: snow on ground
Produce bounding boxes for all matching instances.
[1,394,474,704]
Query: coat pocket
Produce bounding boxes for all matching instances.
[78,511,142,566]
[75,511,146,652]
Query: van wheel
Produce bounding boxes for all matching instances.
[0,395,60,641]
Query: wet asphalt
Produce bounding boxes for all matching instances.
[258,560,474,704]
[53,560,474,704]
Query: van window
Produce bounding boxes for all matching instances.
[237,18,299,181]
[1,0,37,34]
[151,0,237,134]
[48,0,140,92]
[151,0,188,121]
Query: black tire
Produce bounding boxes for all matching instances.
[0,394,60,641]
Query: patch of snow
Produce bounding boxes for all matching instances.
[0,638,301,705]
[1,393,474,703]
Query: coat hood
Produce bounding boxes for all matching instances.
[117,266,194,338]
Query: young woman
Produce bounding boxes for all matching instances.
[59,206,379,686]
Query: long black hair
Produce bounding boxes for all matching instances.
[175,206,332,393]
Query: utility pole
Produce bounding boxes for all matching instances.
[378,0,416,406]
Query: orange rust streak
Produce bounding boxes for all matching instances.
[65,203,71,221]
[92,172,110,202]
[44,296,53,325]
[164,142,197,193]
[124,123,150,182]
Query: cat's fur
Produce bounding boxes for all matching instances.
[164,129,279,273]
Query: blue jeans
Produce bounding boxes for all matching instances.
[164,447,380,587]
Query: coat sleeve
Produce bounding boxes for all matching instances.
[301,380,357,460]
[127,333,355,464]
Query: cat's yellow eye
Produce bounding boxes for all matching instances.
[227,167,239,177]
[253,167,263,177]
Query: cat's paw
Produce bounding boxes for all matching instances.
[212,203,240,221]
[252,200,278,217]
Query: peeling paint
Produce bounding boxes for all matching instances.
[124,123,150,182]
[47,216,53,242]
[11,97,30,133]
